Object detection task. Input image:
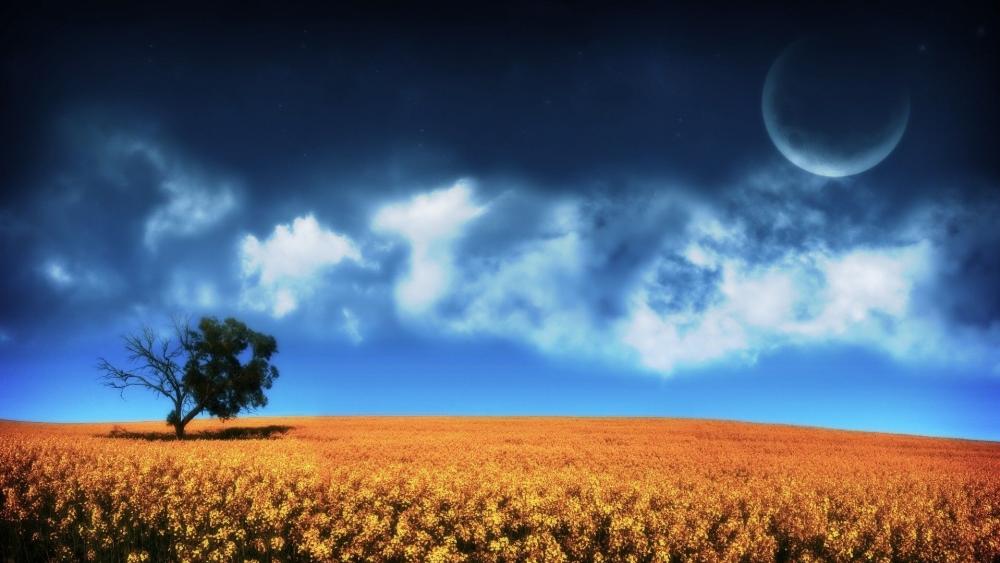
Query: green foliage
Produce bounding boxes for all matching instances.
[182,317,280,421]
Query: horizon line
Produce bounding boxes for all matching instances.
[3,414,997,444]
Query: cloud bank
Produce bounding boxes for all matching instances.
[344,175,996,374]
[3,119,997,377]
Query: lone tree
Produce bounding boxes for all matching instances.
[98,317,279,438]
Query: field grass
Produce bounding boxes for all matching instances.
[1,416,998,561]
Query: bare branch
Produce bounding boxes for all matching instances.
[97,323,189,406]
[97,356,170,394]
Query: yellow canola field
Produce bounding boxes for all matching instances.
[1,417,998,562]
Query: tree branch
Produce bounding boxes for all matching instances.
[97,324,189,407]
[180,400,206,428]
[97,357,172,397]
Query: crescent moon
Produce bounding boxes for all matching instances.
[762,41,910,178]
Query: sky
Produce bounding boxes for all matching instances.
[1,2,998,440]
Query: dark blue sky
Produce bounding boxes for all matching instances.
[2,2,998,439]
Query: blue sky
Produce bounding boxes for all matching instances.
[3,336,998,440]
[1,3,998,439]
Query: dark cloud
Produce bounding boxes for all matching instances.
[575,192,690,321]
[645,255,722,316]
[0,0,997,366]
[4,2,995,191]
[931,204,1000,330]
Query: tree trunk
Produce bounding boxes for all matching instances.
[179,403,205,435]
[169,401,187,439]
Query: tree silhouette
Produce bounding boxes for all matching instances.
[98,317,279,438]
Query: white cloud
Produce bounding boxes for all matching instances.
[621,225,938,372]
[369,179,981,375]
[799,247,929,336]
[443,212,598,351]
[145,178,237,249]
[372,180,485,315]
[107,136,237,250]
[240,214,362,318]
[43,260,75,288]
[166,274,219,310]
[256,175,992,376]
[272,288,298,318]
[342,307,363,344]
[376,193,624,361]
[40,258,118,297]
[622,305,750,372]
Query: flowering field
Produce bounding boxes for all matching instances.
[1,417,998,562]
